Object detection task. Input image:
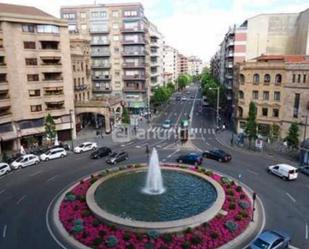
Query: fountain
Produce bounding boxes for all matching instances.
[143,148,165,195]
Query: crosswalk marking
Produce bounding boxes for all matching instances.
[146,127,216,135]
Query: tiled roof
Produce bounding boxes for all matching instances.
[0,3,53,18]
[257,55,308,63]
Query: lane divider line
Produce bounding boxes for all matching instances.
[2,224,7,238]
[16,195,26,205]
[246,169,259,176]
[306,223,308,240]
[286,192,296,203]
[167,149,180,159]
[0,189,6,195]
[46,175,58,183]
[29,171,42,177]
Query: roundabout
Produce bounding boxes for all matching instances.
[49,158,263,249]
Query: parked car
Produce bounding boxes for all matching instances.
[191,95,195,99]
[40,148,67,161]
[74,142,97,153]
[162,119,172,129]
[0,163,11,176]
[249,230,291,249]
[6,153,23,164]
[10,154,40,170]
[106,151,128,165]
[51,143,70,151]
[176,153,203,166]
[90,147,112,159]
[202,149,232,162]
[267,164,298,180]
[299,166,309,176]
[181,96,187,101]
[175,96,181,101]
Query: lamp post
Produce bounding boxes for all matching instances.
[209,87,220,128]
[69,109,73,151]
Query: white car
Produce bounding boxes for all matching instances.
[74,142,97,153]
[267,163,298,180]
[10,154,40,170]
[40,148,67,161]
[181,96,187,101]
[0,163,11,176]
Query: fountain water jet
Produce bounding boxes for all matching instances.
[143,148,165,195]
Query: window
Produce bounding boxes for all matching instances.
[292,74,296,83]
[0,38,3,48]
[275,74,282,84]
[274,91,280,101]
[73,65,76,72]
[62,13,76,19]
[252,90,259,100]
[37,25,59,33]
[253,74,260,84]
[68,25,77,32]
[238,106,243,118]
[262,108,268,117]
[112,23,119,30]
[264,74,271,84]
[114,47,120,53]
[25,58,37,66]
[91,11,107,18]
[81,25,87,31]
[30,105,42,112]
[303,75,307,83]
[273,109,279,118]
[113,35,119,41]
[81,62,84,71]
[24,41,36,49]
[112,11,119,17]
[293,93,300,118]
[298,74,301,83]
[22,24,35,32]
[124,10,138,17]
[29,89,40,97]
[27,74,39,81]
[239,91,244,99]
[80,12,87,19]
[263,91,269,100]
[0,74,7,82]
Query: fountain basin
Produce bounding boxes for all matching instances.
[86,166,225,233]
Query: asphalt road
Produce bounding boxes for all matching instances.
[0,83,308,249]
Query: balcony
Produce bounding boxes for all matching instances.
[45,101,65,114]
[123,87,146,93]
[122,38,146,45]
[89,28,110,34]
[0,82,9,91]
[0,96,10,108]
[122,51,146,57]
[40,41,59,50]
[92,86,112,93]
[121,27,146,33]
[91,63,111,69]
[43,73,63,82]
[226,62,233,68]
[44,93,64,101]
[91,51,111,57]
[90,40,110,46]
[123,75,145,81]
[226,39,234,47]
[40,57,62,66]
[92,75,111,81]
[122,62,146,68]
[225,51,234,57]
[74,85,89,91]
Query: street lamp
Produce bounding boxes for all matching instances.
[69,109,74,150]
[209,87,220,128]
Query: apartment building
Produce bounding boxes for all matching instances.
[235,55,309,139]
[188,56,203,76]
[163,44,178,83]
[177,53,188,75]
[0,3,75,153]
[61,3,151,114]
[149,22,164,88]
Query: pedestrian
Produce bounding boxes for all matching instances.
[101,131,104,139]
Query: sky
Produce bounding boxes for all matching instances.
[1,0,309,62]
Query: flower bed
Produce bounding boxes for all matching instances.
[59,165,252,249]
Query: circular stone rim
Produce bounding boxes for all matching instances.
[86,165,225,233]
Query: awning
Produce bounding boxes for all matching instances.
[128,101,146,108]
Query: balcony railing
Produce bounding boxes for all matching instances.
[92,75,111,81]
[91,63,111,69]
[92,87,112,93]
[122,51,146,57]
[91,51,111,57]
[90,40,110,46]
[89,28,109,34]
[123,75,145,81]
[74,85,89,91]
[42,77,63,82]
[123,87,146,93]
[122,39,146,45]
[122,62,146,68]
[121,27,147,33]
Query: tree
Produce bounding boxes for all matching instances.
[269,124,280,142]
[122,107,130,125]
[245,102,257,148]
[177,74,191,89]
[285,122,299,149]
[44,113,56,141]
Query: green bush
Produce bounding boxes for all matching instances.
[191,235,202,245]
[73,219,83,226]
[184,227,192,234]
[76,195,86,202]
[240,193,246,199]
[239,210,249,218]
[205,170,213,176]
[210,231,218,239]
[161,234,173,244]
[228,202,236,210]
[71,224,84,233]
[126,244,135,249]
[105,235,118,248]
[92,219,101,227]
[90,178,98,184]
[136,233,144,241]
[236,186,242,192]
[220,177,231,185]
[202,222,209,228]
[224,220,238,233]
[147,230,159,240]
[181,241,191,249]
[82,210,91,217]
[235,215,242,221]
[123,232,131,241]
[226,189,234,196]
[144,243,154,249]
[92,237,103,246]
[239,201,250,209]
[64,193,76,202]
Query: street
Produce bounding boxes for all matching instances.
[0,83,308,249]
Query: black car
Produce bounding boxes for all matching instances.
[176,153,203,166]
[175,96,181,101]
[202,149,232,162]
[90,147,112,159]
[106,151,128,165]
[299,166,309,176]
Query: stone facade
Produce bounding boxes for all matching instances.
[235,55,309,140]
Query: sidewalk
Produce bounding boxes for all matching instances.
[215,129,299,164]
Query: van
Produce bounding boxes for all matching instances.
[267,164,298,180]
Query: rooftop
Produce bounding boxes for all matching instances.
[0,3,53,18]
[256,55,309,63]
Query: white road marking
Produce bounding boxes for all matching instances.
[135,145,141,149]
[29,170,42,177]
[167,149,180,158]
[0,189,6,195]
[162,159,166,162]
[174,113,177,116]
[194,128,198,133]
[203,128,207,134]
[2,225,7,238]
[289,245,300,249]
[16,195,27,205]
[199,128,202,133]
[46,175,58,183]
[306,223,308,240]
[208,128,211,134]
[212,129,216,134]
[286,192,296,203]
[246,169,258,175]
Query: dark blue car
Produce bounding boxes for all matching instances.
[176,153,203,166]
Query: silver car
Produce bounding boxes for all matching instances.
[10,154,40,170]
